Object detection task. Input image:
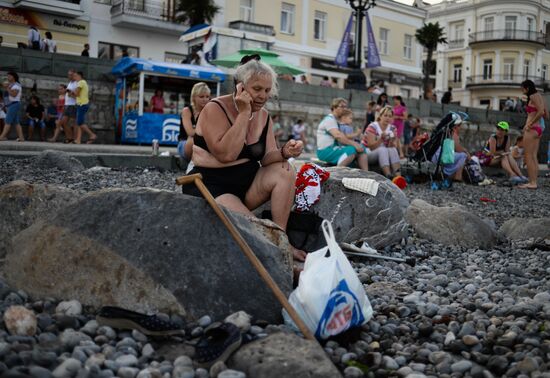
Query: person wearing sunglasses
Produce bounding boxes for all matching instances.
[182,55,306,262]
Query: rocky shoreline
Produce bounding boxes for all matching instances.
[1,155,549,378]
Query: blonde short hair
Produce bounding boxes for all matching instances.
[234,59,278,97]
[190,82,210,110]
[331,97,347,110]
[376,106,393,122]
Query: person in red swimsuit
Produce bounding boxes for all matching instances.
[519,80,548,189]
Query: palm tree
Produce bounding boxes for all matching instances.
[415,22,447,99]
[175,0,220,26]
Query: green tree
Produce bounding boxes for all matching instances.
[415,22,447,99]
[175,0,220,26]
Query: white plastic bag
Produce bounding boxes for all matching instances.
[283,220,373,339]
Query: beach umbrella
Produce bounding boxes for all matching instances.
[212,48,304,75]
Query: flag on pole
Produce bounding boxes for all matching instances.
[334,14,354,67]
[202,29,218,63]
[365,11,381,68]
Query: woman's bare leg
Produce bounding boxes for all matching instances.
[506,155,523,177]
[500,155,515,177]
[519,130,539,188]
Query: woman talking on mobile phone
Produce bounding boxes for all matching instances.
[181,55,306,261]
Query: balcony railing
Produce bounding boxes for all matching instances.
[228,20,275,36]
[111,0,178,23]
[14,0,83,16]
[469,29,545,45]
[466,74,544,87]
[447,39,464,49]
[448,80,462,89]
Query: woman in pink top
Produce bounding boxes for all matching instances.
[362,106,401,178]
[519,79,548,189]
[392,95,407,158]
[150,89,165,114]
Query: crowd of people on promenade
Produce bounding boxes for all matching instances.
[0,69,96,143]
[313,80,547,190]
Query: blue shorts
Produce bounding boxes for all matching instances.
[5,102,20,125]
[29,119,46,129]
[76,104,89,126]
[317,144,363,165]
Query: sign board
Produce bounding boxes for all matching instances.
[0,6,89,36]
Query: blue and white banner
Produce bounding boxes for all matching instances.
[334,14,354,67]
[365,11,381,68]
[121,113,180,146]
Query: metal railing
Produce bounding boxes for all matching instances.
[228,20,275,36]
[447,39,464,49]
[469,29,545,44]
[110,0,178,23]
[466,74,545,87]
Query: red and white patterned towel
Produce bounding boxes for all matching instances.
[294,163,330,212]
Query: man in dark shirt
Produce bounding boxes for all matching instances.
[81,43,90,57]
[26,95,46,141]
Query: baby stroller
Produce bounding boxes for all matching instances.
[406,111,468,190]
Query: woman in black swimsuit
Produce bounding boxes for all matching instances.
[178,82,210,161]
[182,56,305,260]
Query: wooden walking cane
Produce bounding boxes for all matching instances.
[176,173,316,341]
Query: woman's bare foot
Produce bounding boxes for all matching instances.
[518,183,537,189]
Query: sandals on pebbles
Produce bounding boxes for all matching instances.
[96,306,184,337]
[193,322,242,368]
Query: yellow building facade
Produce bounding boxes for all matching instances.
[217,0,426,97]
[420,0,550,110]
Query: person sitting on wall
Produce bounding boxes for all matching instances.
[177,82,211,162]
[316,98,368,170]
[181,55,306,262]
[26,95,46,141]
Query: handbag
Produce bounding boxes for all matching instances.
[441,138,455,165]
[283,220,373,339]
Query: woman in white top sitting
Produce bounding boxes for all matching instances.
[362,106,401,178]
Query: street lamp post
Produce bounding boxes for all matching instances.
[345,0,376,89]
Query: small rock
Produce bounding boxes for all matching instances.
[56,300,83,316]
[382,356,399,370]
[81,320,99,336]
[224,311,252,333]
[132,330,148,343]
[52,358,82,378]
[3,306,37,336]
[343,366,364,377]
[451,360,472,373]
[118,367,139,378]
[142,344,155,358]
[174,355,193,367]
[195,368,209,378]
[396,366,413,377]
[462,335,480,346]
[217,370,245,378]
[444,332,456,346]
[60,329,92,350]
[209,361,227,378]
[516,356,539,373]
[116,354,138,367]
[172,364,194,378]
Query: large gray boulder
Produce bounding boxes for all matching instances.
[32,149,85,172]
[0,180,80,259]
[406,199,497,248]
[229,332,342,378]
[305,167,409,250]
[499,218,550,241]
[3,188,293,322]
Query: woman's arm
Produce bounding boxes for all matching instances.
[199,96,252,163]
[487,137,496,155]
[453,131,469,155]
[181,107,196,137]
[365,130,383,149]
